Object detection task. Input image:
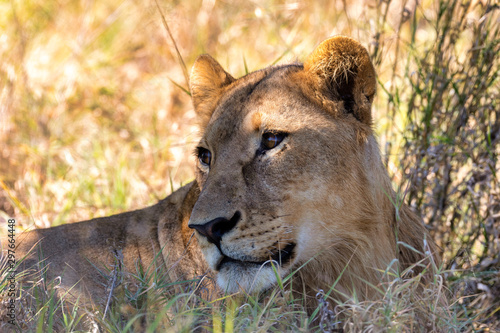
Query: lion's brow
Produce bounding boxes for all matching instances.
[244,64,302,99]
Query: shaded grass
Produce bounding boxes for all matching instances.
[0,247,466,332]
[0,0,499,331]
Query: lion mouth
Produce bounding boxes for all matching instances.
[215,243,296,271]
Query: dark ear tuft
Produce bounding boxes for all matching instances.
[190,55,235,129]
[304,36,376,125]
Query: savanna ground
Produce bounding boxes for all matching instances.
[0,0,499,331]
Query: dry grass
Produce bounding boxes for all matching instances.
[0,0,498,331]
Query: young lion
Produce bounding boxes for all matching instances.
[3,36,438,319]
[188,35,439,302]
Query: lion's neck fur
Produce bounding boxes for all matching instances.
[285,136,438,304]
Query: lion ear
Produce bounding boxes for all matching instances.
[190,54,235,128]
[304,36,376,125]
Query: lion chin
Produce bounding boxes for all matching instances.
[204,240,297,293]
[216,261,279,294]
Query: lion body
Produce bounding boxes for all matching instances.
[8,183,208,310]
[3,37,438,319]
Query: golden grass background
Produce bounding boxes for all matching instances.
[1,0,499,330]
[0,0,441,228]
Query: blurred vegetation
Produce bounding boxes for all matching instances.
[0,0,498,331]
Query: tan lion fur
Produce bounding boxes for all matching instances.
[4,183,209,311]
[2,36,439,321]
[188,36,439,302]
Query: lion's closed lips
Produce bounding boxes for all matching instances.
[216,242,296,271]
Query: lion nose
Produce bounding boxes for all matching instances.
[189,211,241,246]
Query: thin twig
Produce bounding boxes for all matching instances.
[154,0,190,90]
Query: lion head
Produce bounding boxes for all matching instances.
[187,36,437,300]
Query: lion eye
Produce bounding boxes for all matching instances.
[198,148,212,166]
[261,132,286,150]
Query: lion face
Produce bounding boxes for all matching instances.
[188,37,398,295]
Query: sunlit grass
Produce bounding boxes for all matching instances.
[0,0,498,331]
